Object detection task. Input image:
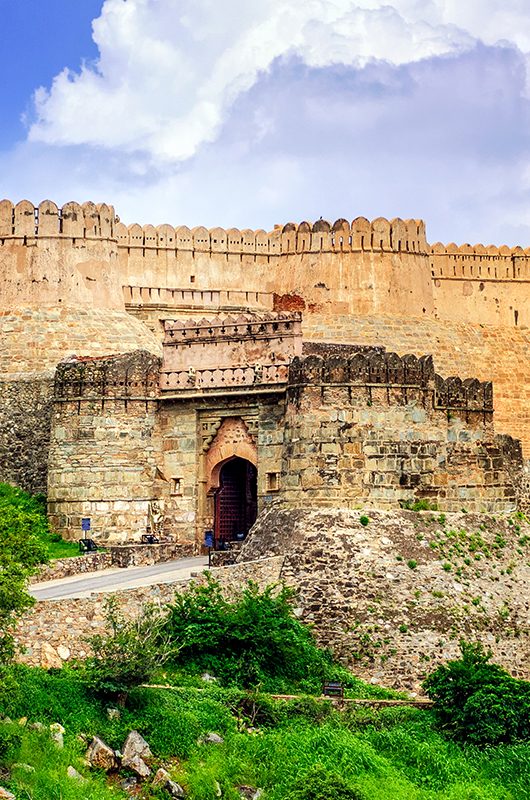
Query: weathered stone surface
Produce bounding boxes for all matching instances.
[86,736,117,771]
[122,730,152,766]
[237,787,263,800]
[202,732,224,745]
[67,766,86,782]
[209,507,530,691]
[0,787,16,799]
[152,768,185,797]
[125,755,151,779]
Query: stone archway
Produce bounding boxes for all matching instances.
[214,457,258,546]
[201,417,258,547]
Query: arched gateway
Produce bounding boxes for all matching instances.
[204,417,259,549]
[214,457,257,546]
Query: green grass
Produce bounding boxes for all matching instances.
[2,666,530,800]
[0,482,79,560]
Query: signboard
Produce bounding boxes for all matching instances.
[81,518,91,532]
[204,529,214,549]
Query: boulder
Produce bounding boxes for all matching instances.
[126,755,151,779]
[40,642,62,670]
[121,776,137,792]
[122,730,152,766]
[86,736,118,771]
[50,722,65,749]
[152,767,185,797]
[67,766,86,783]
[0,789,16,799]
[106,707,121,720]
[202,732,224,745]
[237,788,263,800]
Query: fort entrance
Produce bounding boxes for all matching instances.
[214,457,257,547]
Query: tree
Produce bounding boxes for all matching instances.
[0,495,49,666]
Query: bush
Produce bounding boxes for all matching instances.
[81,597,177,701]
[0,485,49,671]
[163,577,334,692]
[359,516,369,526]
[423,641,530,745]
[285,764,367,800]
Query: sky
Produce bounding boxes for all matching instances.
[1,0,530,244]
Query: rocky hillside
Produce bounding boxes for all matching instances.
[231,507,530,690]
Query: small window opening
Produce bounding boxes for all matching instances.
[266,472,280,492]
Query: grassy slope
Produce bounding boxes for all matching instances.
[0,482,79,559]
[1,667,529,800]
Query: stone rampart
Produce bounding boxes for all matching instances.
[225,507,530,691]
[430,242,530,327]
[302,313,530,458]
[280,354,519,513]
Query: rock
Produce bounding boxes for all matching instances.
[237,788,263,800]
[12,763,35,773]
[51,731,64,748]
[152,767,185,797]
[57,645,71,661]
[0,788,15,799]
[121,776,137,791]
[126,755,151,779]
[29,721,46,731]
[202,732,224,745]
[40,642,62,670]
[86,736,118,771]
[201,672,217,683]
[106,707,121,720]
[67,766,86,783]
[122,730,152,766]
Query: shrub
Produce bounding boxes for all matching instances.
[285,764,367,800]
[0,485,49,673]
[81,597,177,701]
[423,641,530,745]
[163,577,334,692]
[359,516,369,526]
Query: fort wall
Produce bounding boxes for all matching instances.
[116,217,434,319]
[430,243,530,328]
[280,353,519,514]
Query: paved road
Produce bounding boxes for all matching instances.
[30,556,209,601]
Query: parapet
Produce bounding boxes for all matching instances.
[430,242,530,281]
[287,352,494,414]
[54,351,160,402]
[0,200,116,239]
[115,216,428,256]
[163,312,302,345]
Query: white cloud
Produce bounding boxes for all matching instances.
[28,0,529,164]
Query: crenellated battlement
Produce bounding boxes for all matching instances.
[163,312,301,344]
[431,242,530,282]
[115,215,427,256]
[54,351,160,402]
[0,199,116,240]
[288,352,494,415]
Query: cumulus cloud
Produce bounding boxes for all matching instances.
[28,0,530,164]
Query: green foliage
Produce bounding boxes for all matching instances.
[359,516,370,526]
[0,484,49,672]
[407,560,417,570]
[3,665,530,799]
[81,597,177,700]
[285,764,367,799]
[423,641,530,746]
[163,578,335,692]
[400,499,438,512]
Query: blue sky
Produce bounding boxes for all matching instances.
[1,0,530,245]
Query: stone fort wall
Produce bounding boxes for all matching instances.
[0,198,528,487]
